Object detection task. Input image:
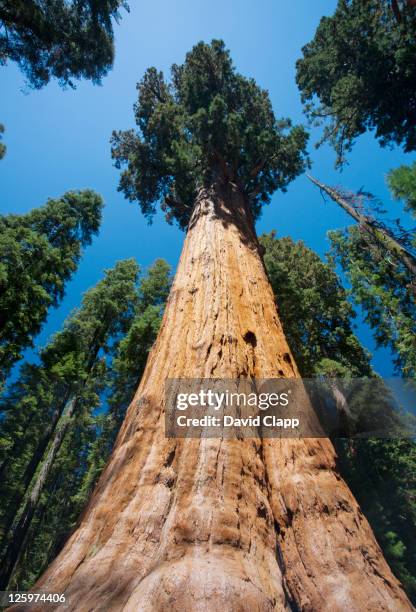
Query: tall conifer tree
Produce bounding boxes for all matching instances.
[32,41,411,610]
[308,174,416,377]
[0,259,171,590]
[0,190,103,382]
[0,258,139,588]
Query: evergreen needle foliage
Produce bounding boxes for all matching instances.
[329,226,416,377]
[0,190,103,384]
[0,258,140,588]
[296,0,416,166]
[388,161,416,217]
[111,39,309,229]
[0,0,129,88]
[261,232,372,377]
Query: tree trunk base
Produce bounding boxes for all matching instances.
[11,185,412,612]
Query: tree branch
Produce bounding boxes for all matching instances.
[308,174,416,293]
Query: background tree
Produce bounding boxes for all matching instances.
[0,190,103,383]
[307,173,416,377]
[77,258,171,502]
[0,258,140,589]
[0,0,129,88]
[309,174,416,286]
[32,40,412,610]
[261,231,416,602]
[341,437,416,601]
[0,259,170,590]
[296,0,416,165]
[261,232,372,377]
[329,225,416,376]
[388,161,416,216]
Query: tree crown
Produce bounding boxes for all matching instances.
[388,162,416,218]
[329,224,416,377]
[261,232,372,377]
[40,258,140,379]
[296,0,416,166]
[0,0,128,88]
[0,190,103,379]
[112,39,309,229]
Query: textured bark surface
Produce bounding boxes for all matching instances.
[23,185,412,611]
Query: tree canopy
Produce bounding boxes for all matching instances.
[0,190,103,382]
[388,161,416,216]
[296,0,416,165]
[261,232,372,377]
[0,0,129,88]
[329,224,416,377]
[111,39,309,229]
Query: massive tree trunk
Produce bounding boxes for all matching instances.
[27,183,411,611]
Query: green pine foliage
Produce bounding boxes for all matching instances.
[0,1,129,88]
[262,232,416,602]
[329,225,416,377]
[0,258,171,589]
[296,0,416,165]
[338,438,416,601]
[0,190,103,383]
[261,232,372,377]
[388,161,416,217]
[111,39,309,229]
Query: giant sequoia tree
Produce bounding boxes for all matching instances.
[296,0,416,165]
[30,41,412,610]
[0,0,128,88]
[0,190,103,382]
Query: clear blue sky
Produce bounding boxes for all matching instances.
[0,0,414,376]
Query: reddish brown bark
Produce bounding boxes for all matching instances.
[23,184,412,610]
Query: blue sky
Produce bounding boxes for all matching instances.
[0,0,414,376]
